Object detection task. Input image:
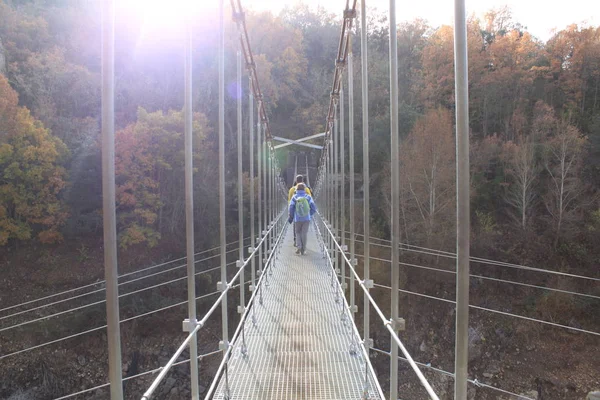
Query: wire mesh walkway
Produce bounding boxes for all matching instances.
[213,225,383,399]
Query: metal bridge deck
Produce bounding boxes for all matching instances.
[213,225,382,399]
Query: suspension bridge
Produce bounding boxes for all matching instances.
[2,0,599,399]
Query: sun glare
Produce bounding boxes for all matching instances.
[118,0,203,40]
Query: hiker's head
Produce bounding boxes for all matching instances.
[296,183,306,191]
[295,175,304,184]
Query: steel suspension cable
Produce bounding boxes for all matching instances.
[5,278,252,364]
[0,240,245,315]
[0,247,241,329]
[348,36,356,331]
[368,347,537,400]
[345,233,600,282]
[100,2,122,395]
[0,288,224,361]
[352,253,600,301]
[1,244,245,323]
[236,49,246,320]
[340,85,346,298]
[357,0,372,372]
[369,281,600,336]
[229,0,272,140]
[0,266,251,361]
[314,0,357,184]
[388,0,401,395]
[217,0,228,365]
[249,75,256,294]
[182,11,200,397]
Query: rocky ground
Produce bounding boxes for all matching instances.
[1,235,599,399]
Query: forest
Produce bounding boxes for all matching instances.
[0,0,599,399]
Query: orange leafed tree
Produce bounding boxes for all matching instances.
[115,107,208,248]
[0,74,68,245]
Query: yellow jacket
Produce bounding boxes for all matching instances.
[288,185,312,203]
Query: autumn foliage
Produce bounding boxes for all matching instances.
[0,0,598,256]
[0,74,68,245]
[115,108,208,248]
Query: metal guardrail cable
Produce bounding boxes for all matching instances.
[0,289,224,361]
[0,261,232,332]
[140,213,285,400]
[2,282,250,362]
[371,282,600,337]
[203,220,288,400]
[51,349,222,400]
[0,238,247,315]
[313,219,398,400]
[354,253,600,301]
[121,280,251,327]
[346,233,600,282]
[369,347,536,400]
[316,213,441,400]
[0,247,241,323]
[318,223,355,354]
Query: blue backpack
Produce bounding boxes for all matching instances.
[295,196,310,218]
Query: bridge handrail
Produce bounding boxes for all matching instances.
[140,210,285,400]
[312,219,386,399]
[203,215,288,399]
[316,212,441,400]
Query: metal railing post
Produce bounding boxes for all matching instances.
[237,51,245,314]
[327,146,329,223]
[262,127,267,266]
[316,215,440,400]
[273,151,276,244]
[268,147,273,250]
[101,1,123,398]
[305,154,310,195]
[272,148,276,248]
[272,149,276,244]
[360,0,369,337]
[294,154,298,181]
[324,157,327,222]
[340,85,346,295]
[454,0,471,397]
[184,12,200,399]
[269,146,275,247]
[323,153,328,248]
[389,0,400,397]
[218,0,229,355]
[257,119,263,275]
[348,49,356,317]
[334,101,340,276]
[249,79,256,293]
[328,136,333,257]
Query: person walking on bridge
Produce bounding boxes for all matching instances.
[288,175,312,247]
[288,183,316,255]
